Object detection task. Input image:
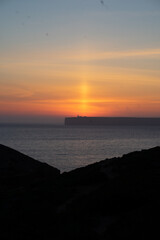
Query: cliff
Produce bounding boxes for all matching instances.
[0,144,160,239]
[65,116,160,126]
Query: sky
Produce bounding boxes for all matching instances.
[0,0,160,123]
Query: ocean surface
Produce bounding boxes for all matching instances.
[0,124,160,172]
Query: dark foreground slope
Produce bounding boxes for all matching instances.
[0,144,160,239]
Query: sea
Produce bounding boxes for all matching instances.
[0,124,160,172]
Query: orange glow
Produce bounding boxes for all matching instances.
[1,96,160,118]
[1,47,160,120]
[1,0,160,124]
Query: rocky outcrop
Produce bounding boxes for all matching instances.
[0,144,60,187]
[0,144,160,239]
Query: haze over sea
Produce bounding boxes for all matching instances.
[0,123,160,172]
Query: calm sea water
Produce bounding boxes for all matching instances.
[0,124,160,172]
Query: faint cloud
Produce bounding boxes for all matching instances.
[67,49,160,62]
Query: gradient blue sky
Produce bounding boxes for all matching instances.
[0,0,160,123]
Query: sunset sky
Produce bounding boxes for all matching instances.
[0,0,160,123]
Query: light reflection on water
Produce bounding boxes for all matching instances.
[0,124,160,172]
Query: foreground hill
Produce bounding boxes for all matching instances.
[0,144,160,239]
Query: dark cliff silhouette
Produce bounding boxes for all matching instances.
[0,144,160,239]
[65,116,160,126]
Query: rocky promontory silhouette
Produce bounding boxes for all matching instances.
[0,144,160,239]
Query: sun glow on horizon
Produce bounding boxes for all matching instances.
[0,0,160,122]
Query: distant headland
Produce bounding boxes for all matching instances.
[65,116,160,126]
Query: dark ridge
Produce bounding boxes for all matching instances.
[0,144,60,178]
[0,144,160,239]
